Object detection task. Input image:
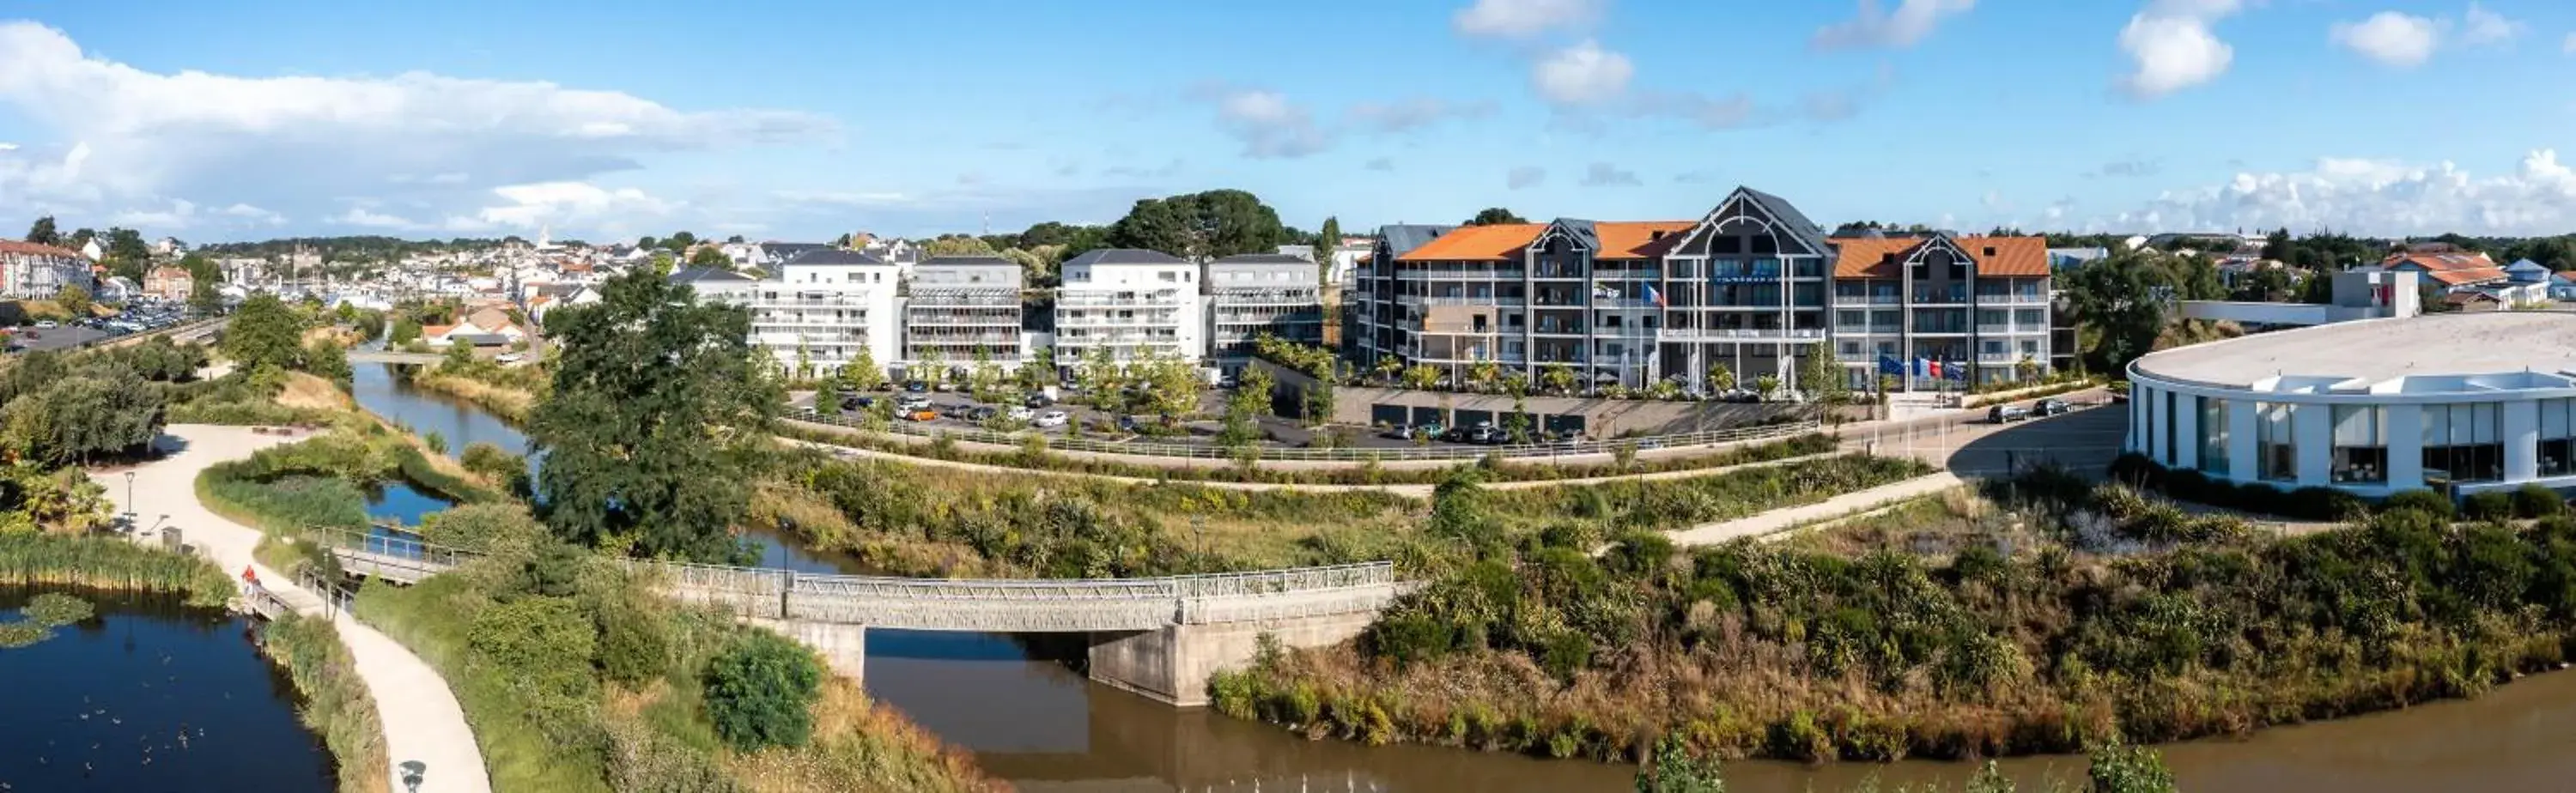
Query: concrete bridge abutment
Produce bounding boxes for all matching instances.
[744,617,866,686]
[1086,611,1377,707]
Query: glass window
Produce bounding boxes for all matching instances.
[2330,405,2385,483]
[2197,396,2230,475]
[2422,403,2504,484]
[2257,402,2297,481]
[2166,391,2179,464]
[2543,398,2576,478]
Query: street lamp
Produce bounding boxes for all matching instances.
[122,471,136,529]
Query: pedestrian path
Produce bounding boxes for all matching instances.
[1661,472,1965,548]
[90,424,493,793]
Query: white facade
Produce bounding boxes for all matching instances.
[680,251,900,378]
[1055,248,1204,367]
[903,256,1023,370]
[2127,312,2576,498]
[1206,253,1322,368]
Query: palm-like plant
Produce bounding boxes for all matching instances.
[1467,358,1502,392]
[1372,354,1403,385]
[1540,362,1577,396]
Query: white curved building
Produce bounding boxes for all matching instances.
[2125,312,2576,497]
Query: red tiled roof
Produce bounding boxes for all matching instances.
[2382,251,2497,272]
[2426,267,2508,287]
[1830,235,2049,278]
[0,239,85,258]
[1394,223,1544,263]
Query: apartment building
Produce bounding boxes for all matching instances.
[671,248,899,378]
[1054,248,1204,371]
[1352,186,2051,393]
[903,255,1024,368]
[0,239,94,299]
[1205,253,1322,372]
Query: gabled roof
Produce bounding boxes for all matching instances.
[1209,253,1312,265]
[2381,251,2498,272]
[1831,234,2050,278]
[669,266,751,283]
[1396,223,1544,262]
[1545,219,1601,253]
[785,248,890,267]
[2426,267,2508,287]
[0,240,84,258]
[1598,221,1697,258]
[1378,225,1457,260]
[921,255,1015,269]
[1735,186,1832,257]
[1063,248,1188,267]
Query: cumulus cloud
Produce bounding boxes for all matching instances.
[2116,148,2576,235]
[2117,0,2244,99]
[2331,12,2441,68]
[1627,90,1758,130]
[1194,87,1332,159]
[1454,0,1602,39]
[2462,2,2524,45]
[0,21,833,237]
[472,181,676,231]
[1813,0,1976,50]
[1531,39,1632,106]
[1579,161,1639,187]
[1506,166,1547,190]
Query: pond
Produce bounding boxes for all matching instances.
[0,588,335,793]
[361,480,456,526]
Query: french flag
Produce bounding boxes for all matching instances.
[1639,282,1665,307]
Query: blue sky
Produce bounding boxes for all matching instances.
[4,0,2576,244]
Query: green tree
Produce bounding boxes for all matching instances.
[1315,216,1341,283]
[921,235,999,257]
[1133,353,1202,417]
[839,343,886,391]
[222,294,307,372]
[1798,341,1850,413]
[916,348,946,390]
[305,340,353,384]
[0,367,162,465]
[1753,374,1781,401]
[440,338,475,372]
[1107,197,1196,257]
[1106,190,1291,259]
[1634,735,1727,793]
[1078,346,1121,409]
[686,245,732,269]
[702,632,824,752]
[188,276,225,316]
[52,284,90,318]
[2087,741,2178,793]
[389,318,422,346]
[24,215,59,246]
[1400,363,1441,391]
[1465,208,1527,226]
[1371,354,1403,385]
[531,267,779,562]
[2064,250,2176,374]
[1540,361,1577,395]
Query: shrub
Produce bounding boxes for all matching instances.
[2513,484,2567,519]
[2464,490,2517,522]
[702,631,825,752]
[594,598,672,687]
[465,595,599,729]
[2087,740,2178,793]
[2286,487,2365,522]
[2384,488,2455,519]
[1365,610,1457,668]
[2105,452,2165,489]
[1635,734,1728,793]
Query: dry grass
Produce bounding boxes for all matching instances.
[409,372,536,423]
[281,372,356,411]
[725,678,1005,793]
[302,325,363,348]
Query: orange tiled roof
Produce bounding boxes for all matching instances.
[1394,223,1544,263]
[2382,251,2497,272]
[2427,267,2508,287]
[0,240,84,258]
[1595,221,1697,258]
[1831,235,2050,278]
[422,324,457,337]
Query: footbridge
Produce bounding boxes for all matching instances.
[346,349,448,365]
[324,529,1400,706]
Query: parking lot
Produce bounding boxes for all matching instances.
[4,300,197,354]
[793,384,1557,451]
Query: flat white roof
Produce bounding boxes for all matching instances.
[2133,312,2576,392]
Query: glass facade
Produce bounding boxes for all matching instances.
[2421,403,2504,484]
[2330,405,2386,484]
[2196,396,2229,475]
[2545,398,2576,478]
[2257,402,2297,481]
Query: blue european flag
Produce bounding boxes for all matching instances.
[1876,354,1903,376]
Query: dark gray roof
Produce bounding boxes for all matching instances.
[785,248,890,266]
[1063,248,1187,267]
[1211,253,1312,265]
[1377,225,1455,259]
[1735,186,1832,257]
[762,242,832,257]
[925,255,1014,268]
[1548,219,1601,251]
[669,266,750,283]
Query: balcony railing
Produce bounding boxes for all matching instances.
[1658,327,1825,342]
[1058,294,1183,307]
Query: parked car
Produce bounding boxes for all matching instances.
[33,321,54,329]
[1117,415,1145,433]
[2035,397,2071,416]
[495,352,525,363]
[966,406,999,421]
[1988,404,2032,423]
[1407,422,1447,441]
[903,408,940,422]
[902,379,929,393]
[896,395,932,412]
[1024,392,1056,409]
[1471,425,1512,445]
[1005,405,1035,421]
[841,396,875,411]
[1031,409,1070,428]
[1217,372,1239,389]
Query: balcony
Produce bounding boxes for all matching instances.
[1976,324,2012,335]
[907,292,1018,307]
[1910,290,1969,306]
[1658,327,1826,342]
[1413,294,1525,307]
[1058,293,1182,308]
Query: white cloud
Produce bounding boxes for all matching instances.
[2116,148,2576,235]
[2564,31,2576,54]
[217,203,284,224]
[1813,0,1976,50]
[1506,166,1546,190]
[112,198,196,229]
[0,21,833,238]
[1346,97,1498,133]
[472,181,676,232]
[0,142,15,152]
[1531,39,1632,106]
[333,207,418,230]
[1203,88,1332,159]
[1578,161,1639,187]
[1453,0,1602,39]
[2116,0,2244,99]
[2331,12,2441,68]
[2462,3,2523,45]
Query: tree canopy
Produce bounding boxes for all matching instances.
[1465,208,1527,227]
[222,294,308,372]
[1106,190,1291,259]
[23,216,59,246]
[685,246,732,268]
[530,268,780,563]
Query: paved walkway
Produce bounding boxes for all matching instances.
[89,424,492,793]
[1660,472,1966,548]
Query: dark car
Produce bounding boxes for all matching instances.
[902,379,929,393]
[2035,397,2071,416]
[840,395,875,412]
[1468,425,1510,445]
[1988,404,2031,423]
[966,406,999,421]
[1024,392,1056,409]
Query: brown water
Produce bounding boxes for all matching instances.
[361,376,2576,792]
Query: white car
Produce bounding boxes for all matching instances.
[33,321,54,329]
[896,396,933,412]
[1006,405,1035,421]
[494,353,525,363]
[1030,409,1070,428]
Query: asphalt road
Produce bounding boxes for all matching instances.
[6,324,112,350]
[1847,400,2129,476]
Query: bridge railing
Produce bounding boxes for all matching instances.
[787,409,1817,463]
[313,525,481,571]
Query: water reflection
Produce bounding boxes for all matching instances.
[0,589,334,792]
[361,481,455,525]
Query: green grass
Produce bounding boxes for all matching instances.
[0,532,235,607]
[262,613,392,793]
[352,574,612,793]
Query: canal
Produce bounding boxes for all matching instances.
[0,589,336,792]
[343,362,2576,791]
